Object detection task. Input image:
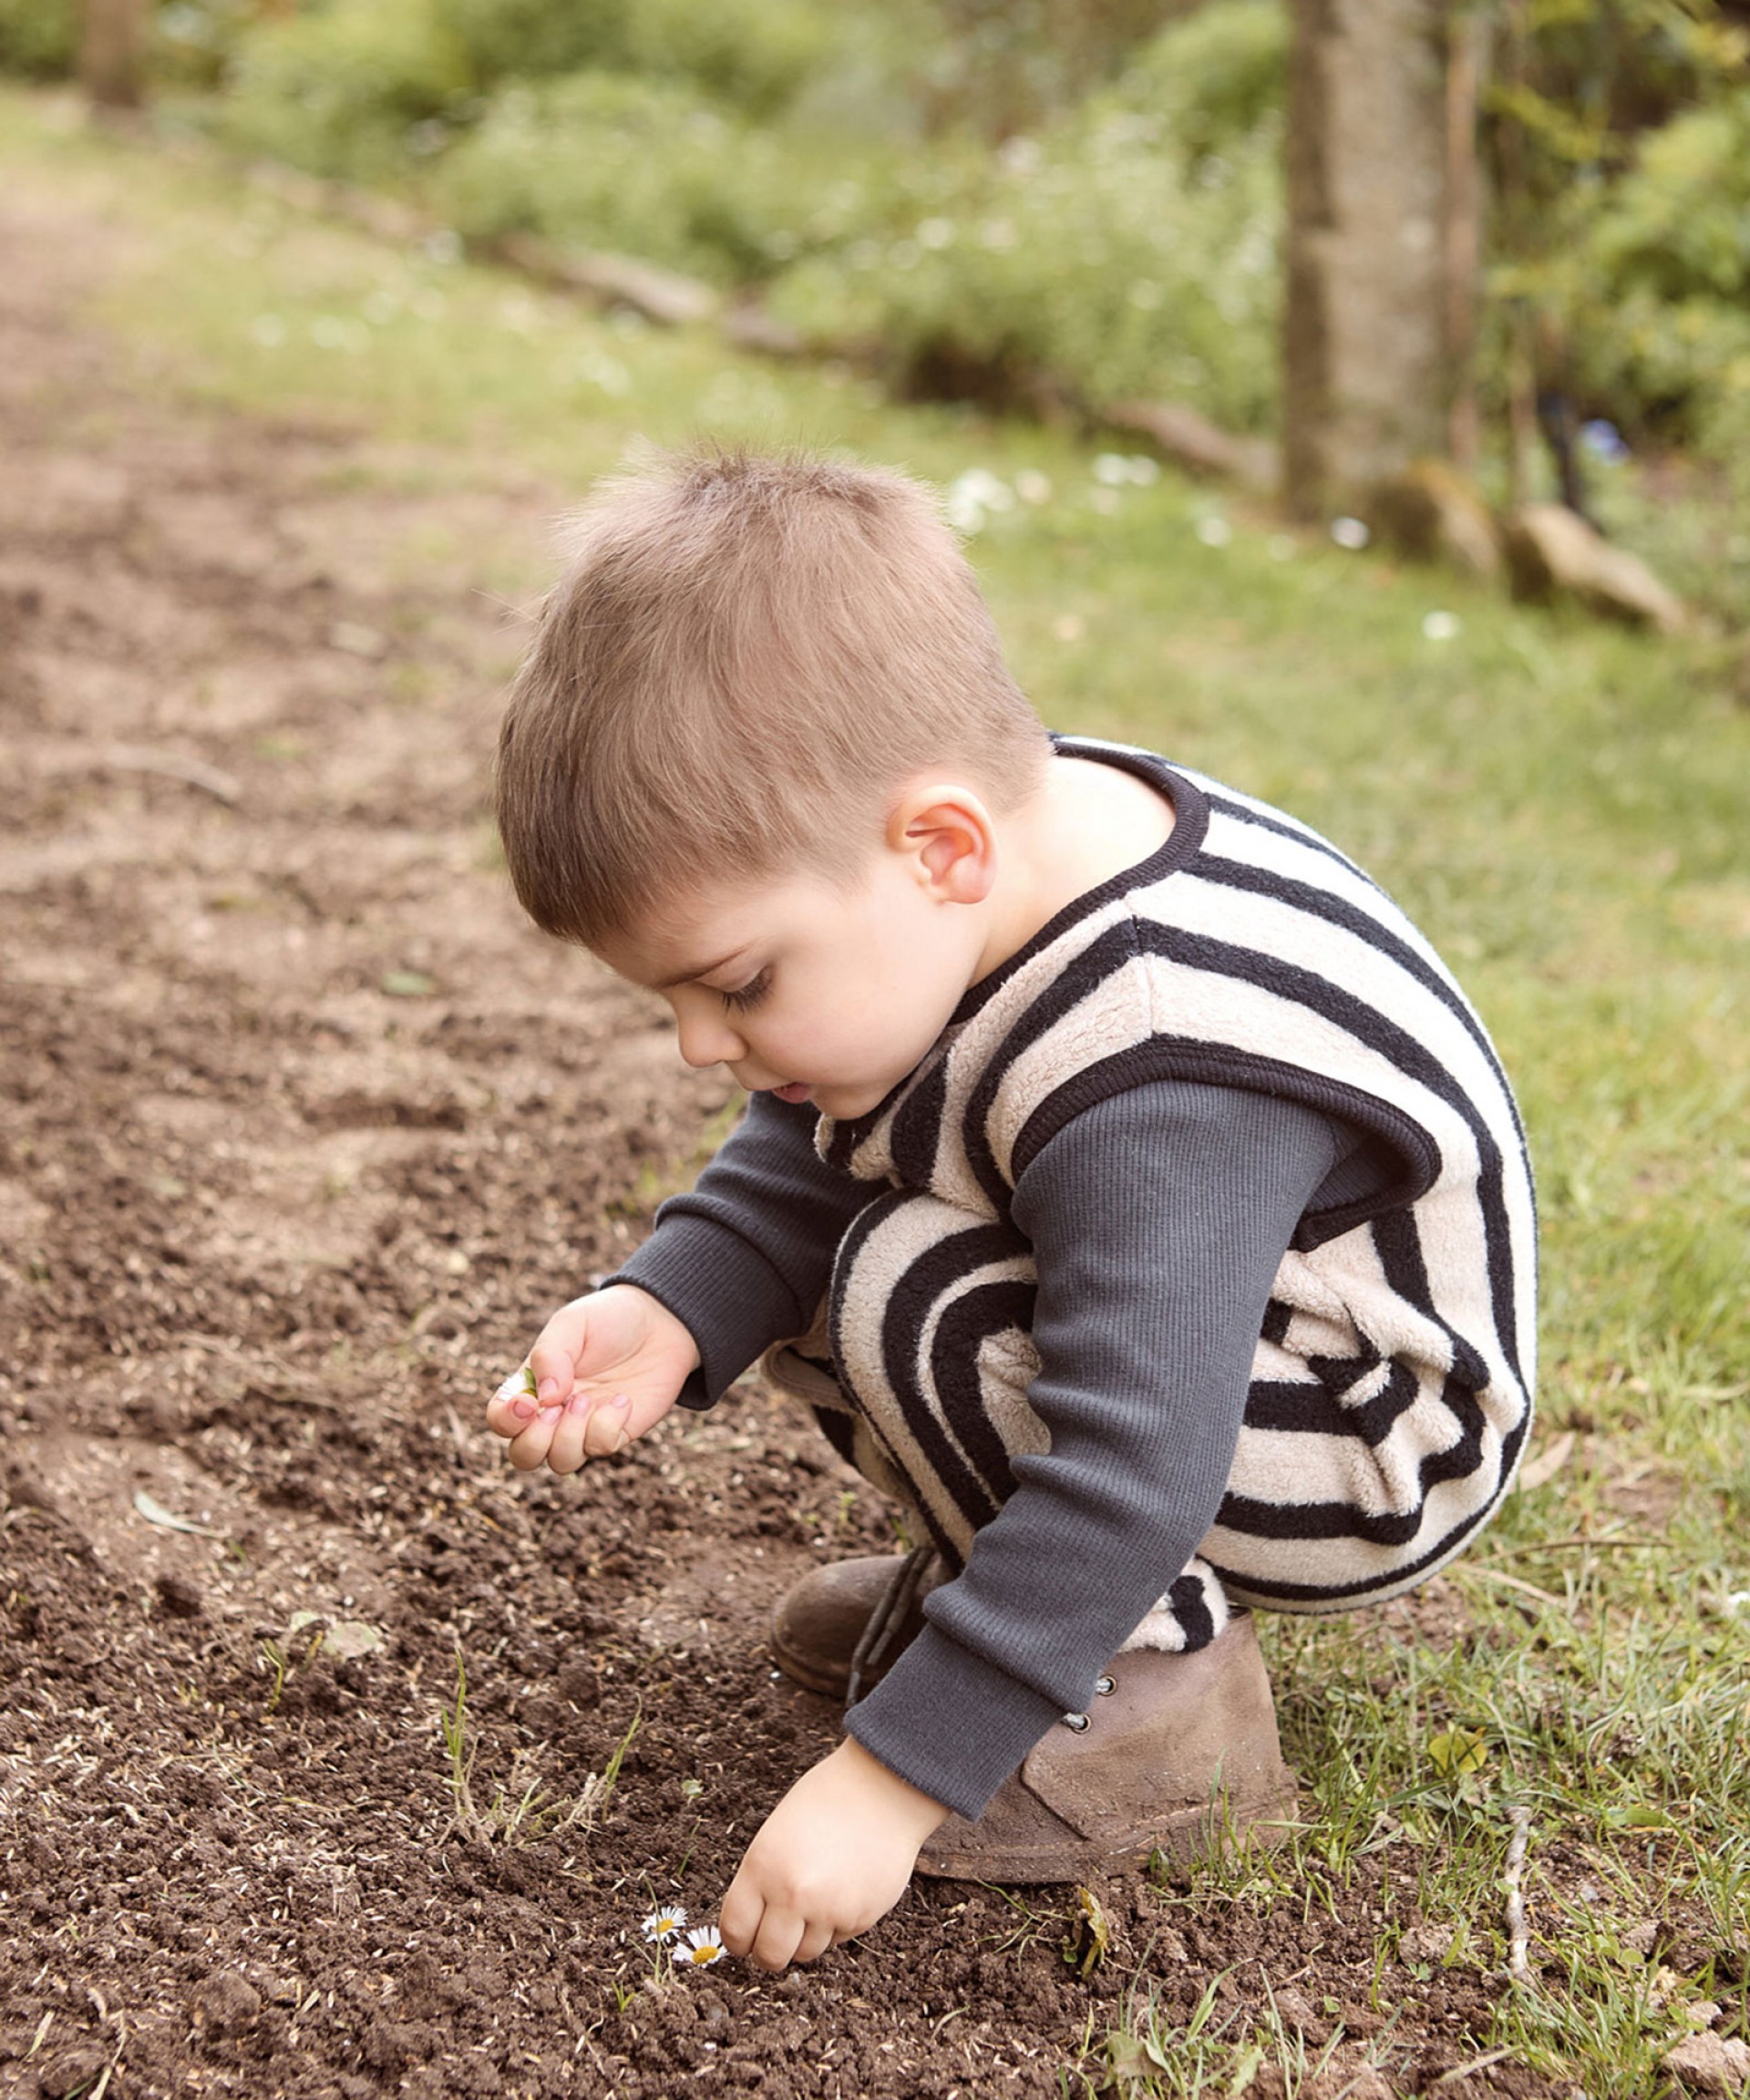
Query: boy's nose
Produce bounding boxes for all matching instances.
[675,1006,746,1071]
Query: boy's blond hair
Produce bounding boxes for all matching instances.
[495,445,1050,946]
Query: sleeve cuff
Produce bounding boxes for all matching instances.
[604,1214,808,1411]
[842,1623,1068,1821]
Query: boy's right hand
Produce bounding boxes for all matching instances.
[484,1284,700,1475]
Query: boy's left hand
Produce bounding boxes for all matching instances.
[719,1738,948,1971]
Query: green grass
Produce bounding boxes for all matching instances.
[6,84,1746,2095]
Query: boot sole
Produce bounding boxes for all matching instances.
[916,1776,1299,1883]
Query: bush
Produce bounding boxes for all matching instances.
[1538,87,1750,444]
[0,0,77,78]
[434,70,792,281]
[434,0,630,89]
[217,0,475,183]
[1112,0,1286,170]
[436,0,822,113]
[1581,88,1750,307]
[623,0,827,119]
[769,1,1284,429]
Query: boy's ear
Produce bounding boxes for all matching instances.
[886,783,996,904]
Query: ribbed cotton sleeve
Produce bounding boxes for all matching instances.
[604,1088,873,1408]
[844,1080,1348,1819]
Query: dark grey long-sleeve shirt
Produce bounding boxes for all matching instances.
[611,1081,1385,1818]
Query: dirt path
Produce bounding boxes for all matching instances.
[0,177,1562,2100]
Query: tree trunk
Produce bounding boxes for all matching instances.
[1444,7,1488,473]
[79,0,149,112]
[1283,0,1471,518]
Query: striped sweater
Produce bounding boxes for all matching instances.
[816,736,1539,1611]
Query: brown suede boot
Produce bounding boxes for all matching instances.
[769,1549,944,1700]
[916,1615,1298,1883]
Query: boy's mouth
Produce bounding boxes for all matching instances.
[769,1082,811,1106]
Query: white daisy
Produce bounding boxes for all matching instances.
[495,1365,538,1405]
[677,1926,726,1968]
[641,1905,686,1944]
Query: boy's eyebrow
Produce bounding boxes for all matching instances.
[654,944,750,990]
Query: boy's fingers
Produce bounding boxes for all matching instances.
[484,1387,538,1439]
[792,1920,835,1964]
[748,1909,806,1973]
[526,1342,577,1407]
[717,1879,760,1961]
[506,1405,563,1471]
[543,1396,592,1475]
[582,1394,633,1458]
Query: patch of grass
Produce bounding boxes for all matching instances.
[438,1648,640,1844]
[5,87,1745,2091]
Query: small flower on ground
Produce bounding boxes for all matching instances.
[1422,610,1462,642]
[1092,453,1130,487]
[1330,515,1371,551]
[1014,469,1053,505]
[1581,418,1630,464]
[677,1926,727,1968]
[642,1905,687,1944]
[1195,515,1233,549]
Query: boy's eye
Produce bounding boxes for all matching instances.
[720,970,771,1014]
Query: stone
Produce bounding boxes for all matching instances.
[190,1968,263,2036]
[1503,503,1686,634]
[35,2049,109,2100]
[1363,458,1500,577]
[1398,1922,1456,1964]
[1663,2033,1750,2095]
[1106,399,1280,493]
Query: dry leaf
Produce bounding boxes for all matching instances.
[133,1488,221,1537]
[1516,1428,1577,1492]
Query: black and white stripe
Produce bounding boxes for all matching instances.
[815,739,1537,1618]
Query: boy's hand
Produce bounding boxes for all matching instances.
[485,1284,699,1474]
[719,1738,948,1970]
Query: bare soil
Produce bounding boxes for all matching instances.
[0,180,1619,2099]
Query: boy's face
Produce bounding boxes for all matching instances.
[595,848,984,1122]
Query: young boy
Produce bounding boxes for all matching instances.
[483,447,1536,1974]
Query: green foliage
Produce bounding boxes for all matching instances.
[908,0,1188,138]
[152,0,265,90]
[436,0,824,115]
[621,0,827,120]
[434,71,790,281]
[0,0,268,93]
[219,0,474,183]
[435,0,630,88]
[1590,87,1750,303]
[1568,82,1750,440]
[1112,0,1285,170]
[771,2,1283,429]
[0,0,77,78]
